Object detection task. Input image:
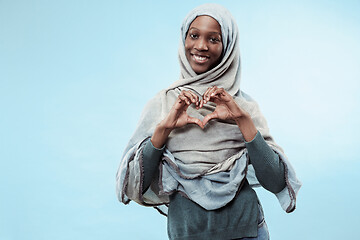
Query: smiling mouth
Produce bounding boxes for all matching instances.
[192,54,209,64]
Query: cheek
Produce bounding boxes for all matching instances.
[215,45,223,57]
[211,45,223,63]
[184,41,193,62]
[184,41,191,54]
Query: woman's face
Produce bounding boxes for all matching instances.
[185,15,223,74]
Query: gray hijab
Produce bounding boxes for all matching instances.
[116,3,301,214]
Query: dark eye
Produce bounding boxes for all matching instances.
[209,37,220,43]
[189,33,198,39]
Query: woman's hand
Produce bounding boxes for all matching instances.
[201,86,258,142]
[162,90,204,130]
[201,86,246,125]
[151,90,203,148]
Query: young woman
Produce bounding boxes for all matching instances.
[116,3,301,240]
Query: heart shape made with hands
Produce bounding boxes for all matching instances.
[188,103,220,129]
[156,87,256,147]
[176,87,241,130]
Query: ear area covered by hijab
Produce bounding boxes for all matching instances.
[116,3,302,215]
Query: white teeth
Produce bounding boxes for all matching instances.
[195,55,206,60]
[193,55,208,62]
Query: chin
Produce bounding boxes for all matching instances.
[192,65,208,74]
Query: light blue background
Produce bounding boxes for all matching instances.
[1,0,359,239]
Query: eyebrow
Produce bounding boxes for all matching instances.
[188,27,221,36]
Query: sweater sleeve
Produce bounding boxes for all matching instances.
[245,131,286,193]
[141,138,165,194]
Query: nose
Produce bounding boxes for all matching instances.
[194,38,208,51]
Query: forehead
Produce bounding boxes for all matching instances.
[188,15,221,34]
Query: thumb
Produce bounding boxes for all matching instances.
[202,111,218,126]
[187,116,204,129]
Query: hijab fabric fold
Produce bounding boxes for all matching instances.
[116,3,301,215]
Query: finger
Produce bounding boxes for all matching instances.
[203,87,212,99]
[199,99,204,108]
[196,98,202,109]
[179,94,191,105]
[202,87,213,104]
[187,116,204,129]
[202,87,212,103]
[182,90,198,105]
[187,90,200,106]
[204,86,218,103]
[202,111,218,126]
[207,86,219,99]
[210,87,225,99]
